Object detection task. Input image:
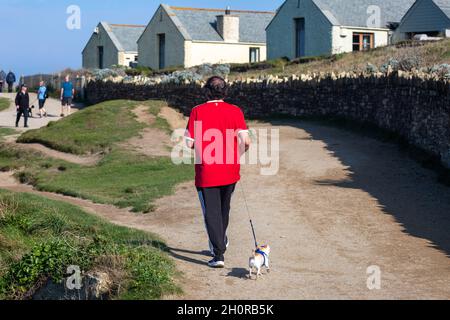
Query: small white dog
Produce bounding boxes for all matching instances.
[249,245,271,280]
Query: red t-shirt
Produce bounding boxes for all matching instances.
[185,100,248,188]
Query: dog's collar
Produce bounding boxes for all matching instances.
[255,248,268,265]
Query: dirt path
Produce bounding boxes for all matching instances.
[2,116,450,299]
[120,105,172,157]
[2,134,101,166]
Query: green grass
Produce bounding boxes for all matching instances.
[30,150,193,213]
[0,99,193,300]
[0,128,17,140]
[0,142,193,213]
[17,100,146,155]
[0,98,10,112]
[0,99,193,213]
[0,190,179,300]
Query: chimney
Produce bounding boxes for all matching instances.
[216,7,239,43]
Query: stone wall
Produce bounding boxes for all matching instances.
[85,73,450,168]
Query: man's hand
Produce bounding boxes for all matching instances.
[185,138,195,150]
[239,131,251,154]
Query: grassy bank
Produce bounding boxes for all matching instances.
[0,129,17,140]
[17,100,147,155]
[27,150,193,213]
[0,144,192,215]
[0,190,179,300]
[1,99,193,213]
[0,98,10,112]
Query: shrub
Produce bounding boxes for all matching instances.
[365,63,378,74]
[380,58,400,73]
[399,56,422,71]
[430,64,450,78]
[0,240,79,298]
[125,66,153,77]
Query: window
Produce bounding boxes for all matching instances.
[352,33,374,51]
[249,47,260,63]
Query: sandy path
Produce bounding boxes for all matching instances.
[120,105,172,157]
[2,116,450,299]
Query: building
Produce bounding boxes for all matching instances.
[266,0,415,60]
[82,22,145,69]
[395,0,450,41]
[137,4,275,70]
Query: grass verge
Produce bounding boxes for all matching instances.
[1,99,193,212]
[0,98,10,112]
[0,190,179,300]
[0,128,17,140]
[17,100,146,155]
[0,143,193,213]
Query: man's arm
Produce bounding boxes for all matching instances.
[15,92,20,110]
[60,88,64,100]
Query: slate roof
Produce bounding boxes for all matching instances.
[163,5,275,43]
[312,0,416,28]
[433,0,450,18]
[103,22,145,52]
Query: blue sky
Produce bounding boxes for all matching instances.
[0,0,284,78]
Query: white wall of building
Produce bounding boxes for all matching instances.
[331,26,390,54]
[185,41,267,67]
[120,52,138,67]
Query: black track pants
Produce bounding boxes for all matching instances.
[197,183,236,261]
[16,108,28,127]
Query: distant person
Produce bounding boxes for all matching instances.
[37,81,48,118]
[6,70,16,93]
[60,75,74,117]
[0,70,6,92]
[15,84,29,128]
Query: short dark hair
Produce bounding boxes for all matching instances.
[204,76,228,101]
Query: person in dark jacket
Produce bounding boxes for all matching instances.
[0,70,6,92]
[6,71,16,93]
[15,84,29,128]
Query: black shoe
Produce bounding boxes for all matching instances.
[15,124,18,128]
[24,125,29,128]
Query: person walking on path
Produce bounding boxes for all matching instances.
[0,70,6,93]
[15,84,30,128]
[37,81,48,118]
[185,76,251,269]
[60,75,74,117]
[6,71,16,93]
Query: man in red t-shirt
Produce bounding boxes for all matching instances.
[185,76,251,268]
